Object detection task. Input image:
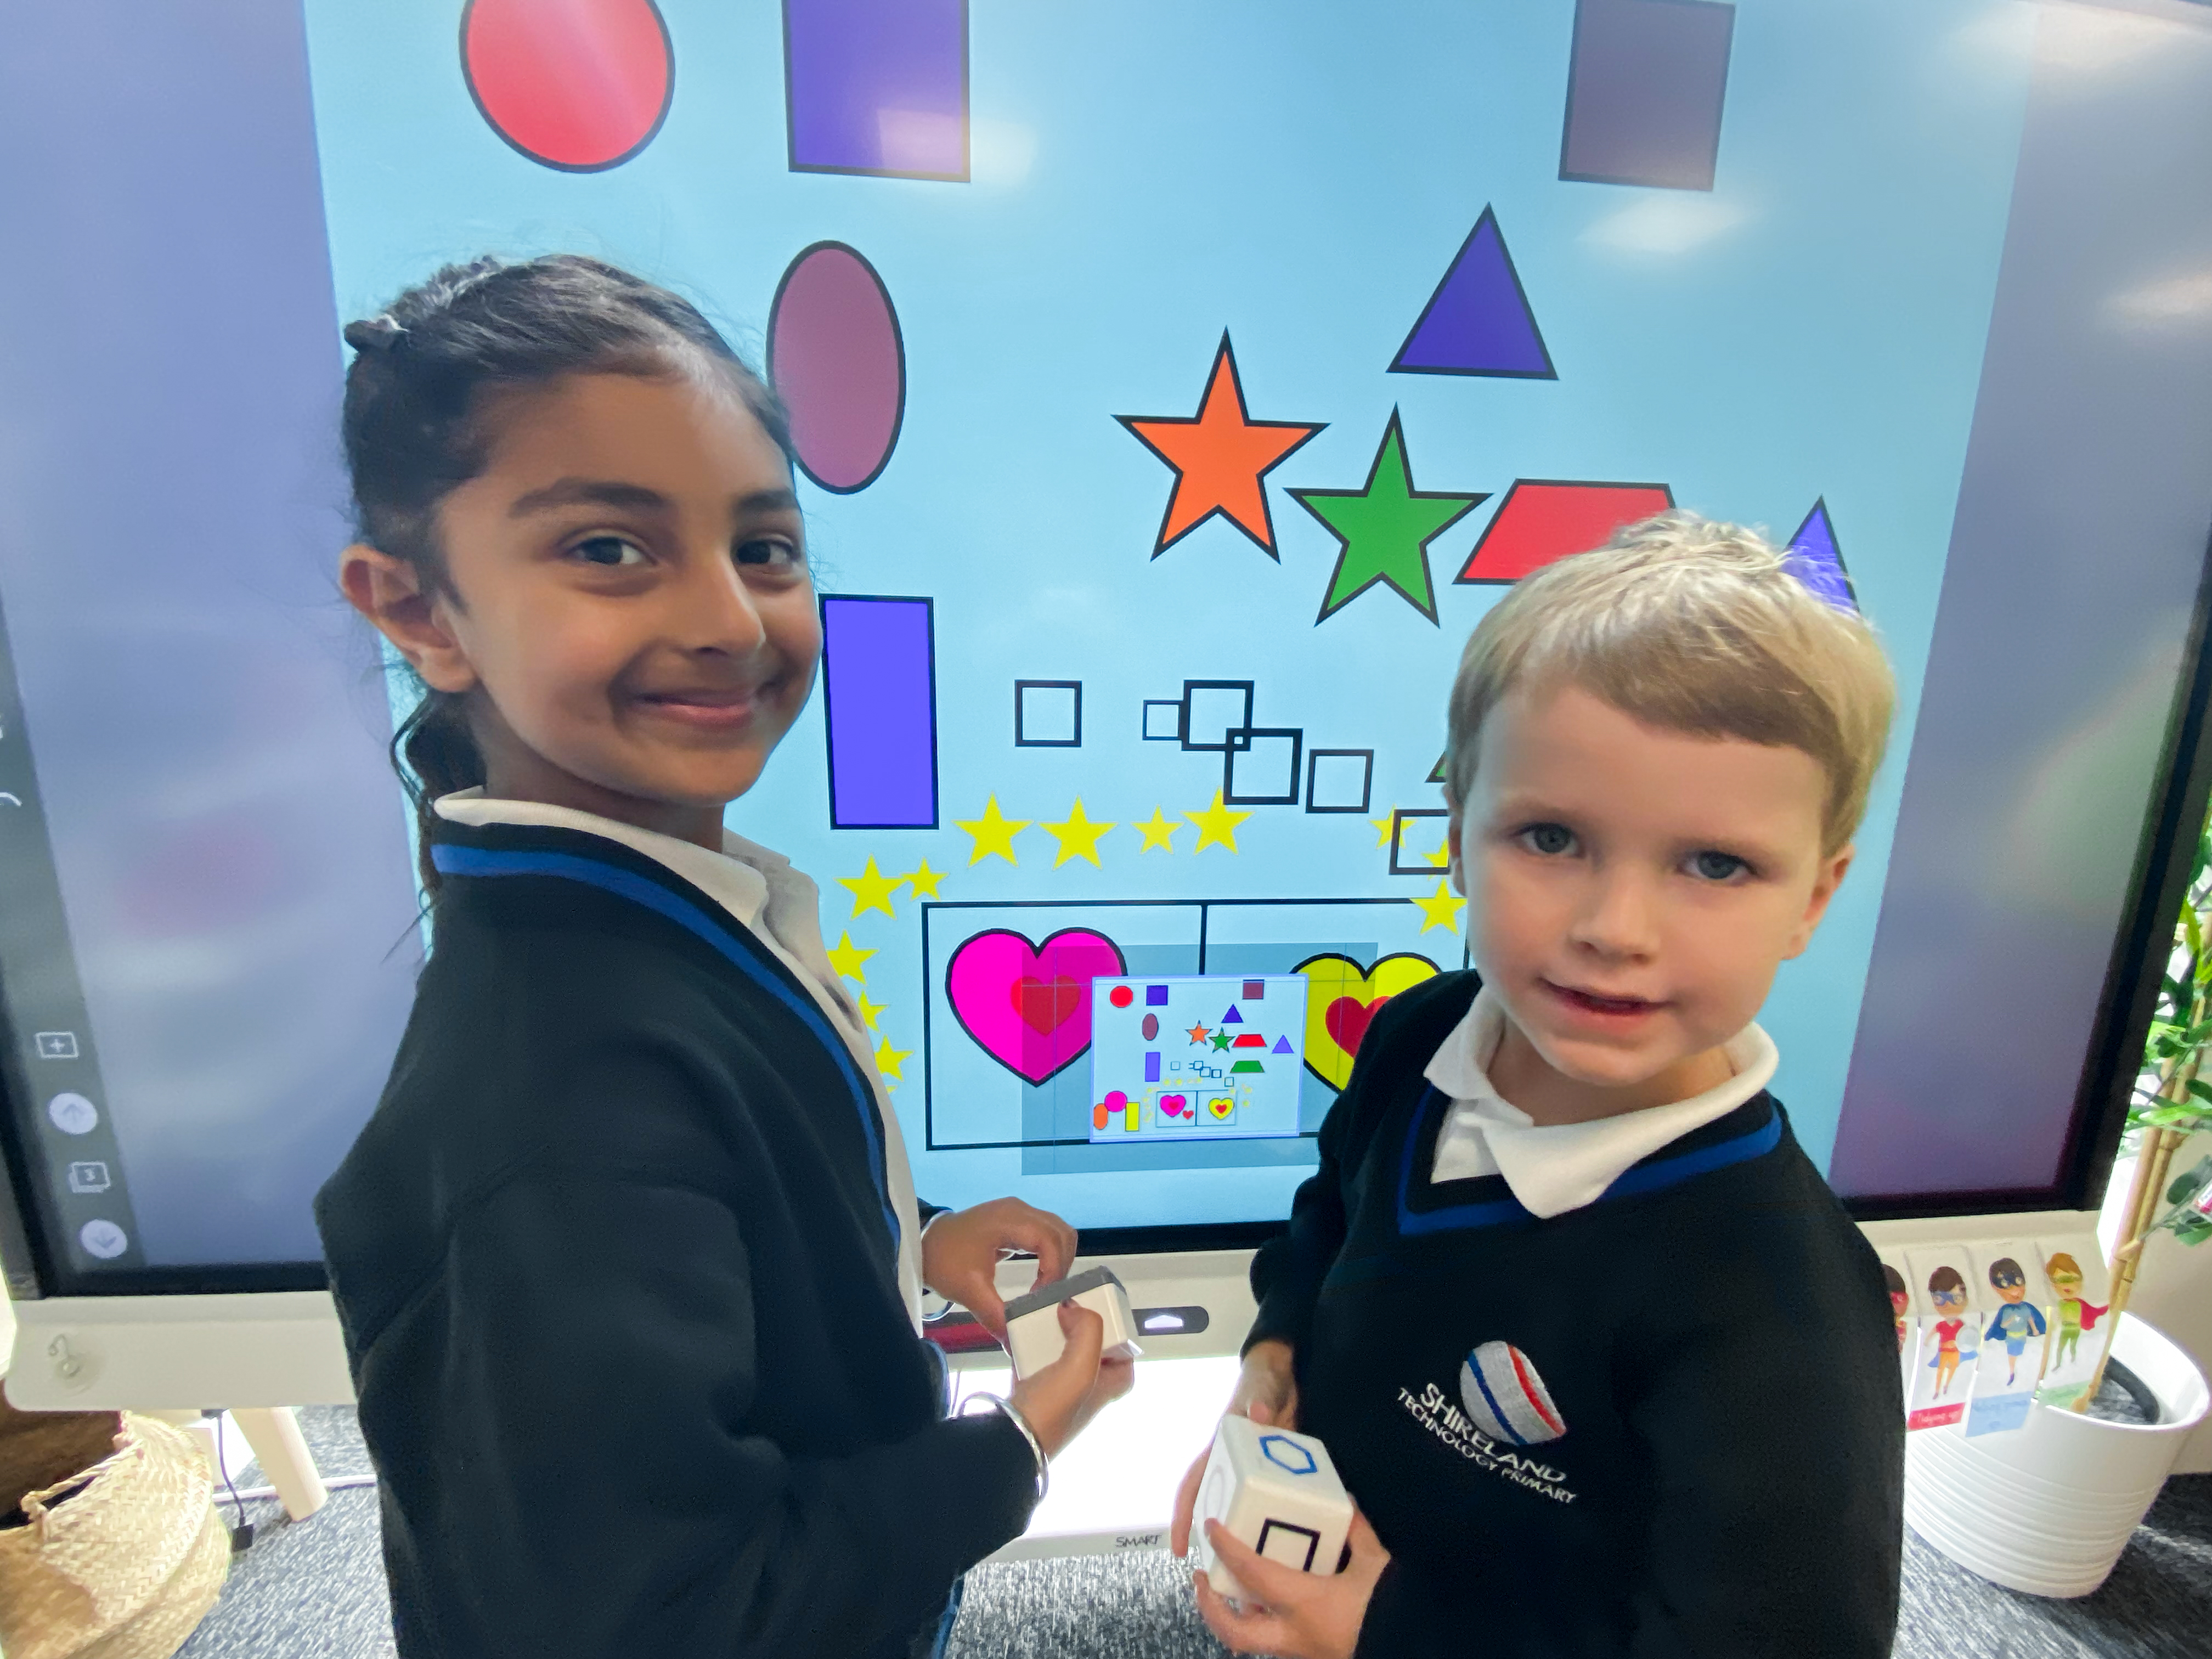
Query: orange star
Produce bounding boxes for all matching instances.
[1116,332,1325,558]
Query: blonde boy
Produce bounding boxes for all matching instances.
[1173,514,1906,1659]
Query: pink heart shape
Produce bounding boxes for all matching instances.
[947,927,1127,1084]
[1161,1094,1188,1117]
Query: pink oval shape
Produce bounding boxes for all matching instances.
[767,241,905,493]
[1141,1013,1159,1041]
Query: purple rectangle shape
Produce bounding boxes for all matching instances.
[1560,0,1734,191]
[1146,985,1171,1006]
[821,596,938,828]
[1146,1053,1161,1084]
[783,0,968,180]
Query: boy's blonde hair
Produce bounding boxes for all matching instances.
[1442,511,1895,856]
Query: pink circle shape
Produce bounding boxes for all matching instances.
[1105,1091,1128,1110]
[767,242,905,493]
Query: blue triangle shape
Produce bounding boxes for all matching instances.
[1273,1035,1294,1053]
[1784,499,1858,612]
[1222,1005,1244,1024]
[1390,207,1556,380]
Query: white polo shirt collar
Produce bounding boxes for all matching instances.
[1422,985,1777,1219]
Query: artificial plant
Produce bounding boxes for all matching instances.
[2085,796,2212,1405]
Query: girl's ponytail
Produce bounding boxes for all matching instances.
[390,691,485,898]
[339,254,793,901]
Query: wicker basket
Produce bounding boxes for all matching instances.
[0,1401,228,1659]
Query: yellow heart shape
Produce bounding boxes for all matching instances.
[1293,952,1442,1091]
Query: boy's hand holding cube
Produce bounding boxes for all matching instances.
[1169,1381,1391,1659]
[1189,1417,1355,1603]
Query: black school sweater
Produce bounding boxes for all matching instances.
[1249,972,1903,1659]
[314,819,1036,1659]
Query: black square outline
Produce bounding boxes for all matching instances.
[1223,728,1303,808]
[1388,808,1453,876]
[1180,680,1256,751]
[1014,680,1082,748]
[1256,1518,1322,1573]
[1142,699,1183,742]
[820,594,939,829]
[1304,749,1374,815]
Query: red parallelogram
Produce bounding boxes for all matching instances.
[1455,479,1674,584]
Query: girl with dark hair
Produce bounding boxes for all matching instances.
[315,255,1128,1659]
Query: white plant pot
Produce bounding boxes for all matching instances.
[1903,1313,2209,1598]
[2100,1133,2212,1474]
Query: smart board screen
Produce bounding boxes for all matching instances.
[2,0,2209,1288]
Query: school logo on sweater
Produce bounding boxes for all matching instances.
[1396,1341,1578,1505]
[1458,1340,1567,1447]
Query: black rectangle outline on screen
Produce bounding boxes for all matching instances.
[918,896,1469,1152]
[1305,749,1374,814]
[1387,808,1452,876]
[1180,680,1256,751]
[1013,679,1082,747]
[1223,727,1303,807]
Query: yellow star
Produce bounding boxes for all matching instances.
[1372,813,1397,848]
[1186,790,1253,854]
[901,858,946,900]
[826,932,877,983]
[1040,798,1116,867]
[1425,838,1452,868]
[838,856,904,918]
[855,990,885,1031]
[955,795,1030,865]
[874,1033,912,1085]
[1134,806,1181,853]
[1411,877,1465,935]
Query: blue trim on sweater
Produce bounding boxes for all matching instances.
[1395,1085,1785,1236]
[429,842,899,1248]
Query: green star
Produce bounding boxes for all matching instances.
[1211,1028,1234,1051]
[1291,410,1488,625]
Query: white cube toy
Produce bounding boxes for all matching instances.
[1190,1416,1353,1607]
[1002,1266,1143,1378]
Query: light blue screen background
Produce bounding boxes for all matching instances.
[298,0,2035,1229]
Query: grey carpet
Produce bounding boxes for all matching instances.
[171,1405,2212,1658]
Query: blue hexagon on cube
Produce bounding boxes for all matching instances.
[1260,1434,1318,1476]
